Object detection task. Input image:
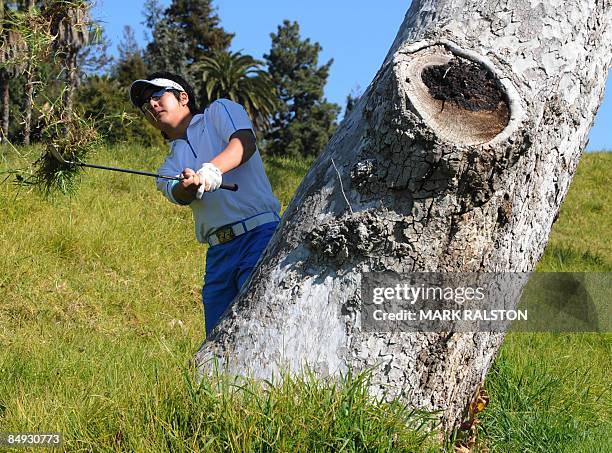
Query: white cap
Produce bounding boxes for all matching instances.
[130,78,186,107]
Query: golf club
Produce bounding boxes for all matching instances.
[49,145,238,191]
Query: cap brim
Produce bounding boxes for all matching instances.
[130,79,170,107]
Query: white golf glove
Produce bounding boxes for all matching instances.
[196,163,223,199]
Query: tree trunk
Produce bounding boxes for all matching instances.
[22,67,33,146]
[0,71,8,141]
[63,49,78,122]
[194,0,612,431]
[0,1,6,143]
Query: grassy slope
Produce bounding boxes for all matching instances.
[479,152,611,452]
[0,147,609,451]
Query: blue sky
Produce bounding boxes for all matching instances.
[92,0,611,151]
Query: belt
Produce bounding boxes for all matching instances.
[207,212,279,246]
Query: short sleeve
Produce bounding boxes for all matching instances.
[209,99,254,143]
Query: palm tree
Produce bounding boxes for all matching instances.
[193,51,279,133]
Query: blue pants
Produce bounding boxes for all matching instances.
[202,220,278,336]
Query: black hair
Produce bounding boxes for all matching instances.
[146,71,199,115]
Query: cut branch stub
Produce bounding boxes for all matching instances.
[401,45,511,146]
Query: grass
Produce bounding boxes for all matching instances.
[536,152,611,272]
[478,333,611,452]
[477,151,612,452]
[0,146,610,451]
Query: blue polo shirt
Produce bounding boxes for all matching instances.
[156,99,280,243]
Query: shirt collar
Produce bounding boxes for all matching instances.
[171,113,204,142]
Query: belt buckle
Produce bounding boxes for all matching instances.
[216,226,235,244]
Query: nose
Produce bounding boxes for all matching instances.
[142,98,159,116]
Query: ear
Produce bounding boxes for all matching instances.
[179,91,189,107]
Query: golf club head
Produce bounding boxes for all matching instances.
[48,144,69,165]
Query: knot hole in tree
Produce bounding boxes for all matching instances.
[401,45,511,146]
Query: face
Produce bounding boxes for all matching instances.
[141,88,190,131]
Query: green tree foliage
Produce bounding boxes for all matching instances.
[142,0,189,77]
[78,28,113,76]
[117,25,139,61]
[0,1,24,139]
[263,20,339,157]
[143,0,232,92]
[77,27,159,147]
[165,0,233,64]
[1,1,56,144]
[45,0,94,121]
[0,1,153,147]
[76,75,164,147]
[112,25,147,86]
[193,50,278,133]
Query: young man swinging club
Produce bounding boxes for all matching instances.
[130,72,281,336]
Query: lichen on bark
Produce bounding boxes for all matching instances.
[195,0,612,432]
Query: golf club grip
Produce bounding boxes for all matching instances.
[220,183,238,191]
[155,176,238,191]
[159,174,237,191]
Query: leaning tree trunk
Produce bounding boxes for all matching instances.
[195,0,612,431]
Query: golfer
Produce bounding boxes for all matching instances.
[130,72,281,336]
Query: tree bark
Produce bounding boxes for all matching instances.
[0,71,8,141]
[22,67,33,146]
[0,0,6,143]
[194,0,612,431]
[63,49,78,122]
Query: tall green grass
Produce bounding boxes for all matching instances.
[478,152,611,452]
[0,146,610,451]
[479,333,611,452]
[0,145,435,451]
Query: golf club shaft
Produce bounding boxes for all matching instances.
[74,162,238,191]
[75,161,179,180]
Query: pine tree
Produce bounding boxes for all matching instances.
[142,0,188,78]
[117,24,138,60]
[78,28,113,76]
[165,0,233,64]
[263,20,339,157]
[112,25,147,86]
[143,0,232,90]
